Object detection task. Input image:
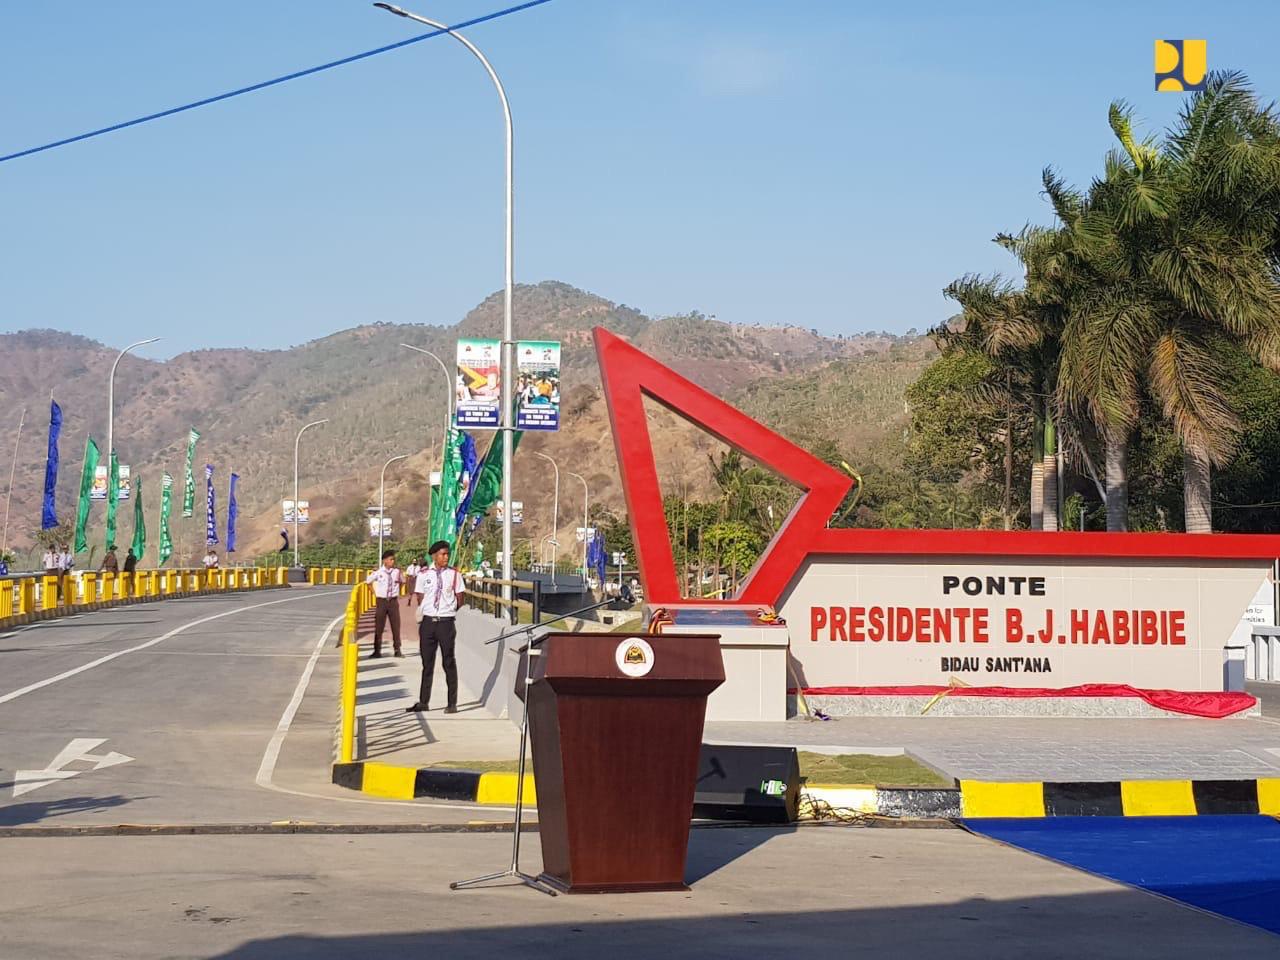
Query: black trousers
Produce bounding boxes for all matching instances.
[373,597,401,654]
[418,617,458,708]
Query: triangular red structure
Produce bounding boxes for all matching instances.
[594,327,851,605]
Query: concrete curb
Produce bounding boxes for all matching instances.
[959,777,1280,817]
[332,762,1280,821]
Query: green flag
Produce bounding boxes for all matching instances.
[429,428,464,549]
[74,437,100,554]
[182,428,200,518]
[105,450,120,551]
[463,428,523,531]
[131,475,146,561]
[159,472,174,566]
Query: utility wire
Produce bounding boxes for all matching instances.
[0,0,552,165]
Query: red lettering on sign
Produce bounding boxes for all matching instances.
[933,608,951,642]
[831,605,848,642]
[973,609,990,643]
[850,606,866,642]
[810,606,827,642]
[915,607,932,643]
[1170,610,1186,645]
[1140,610,1158,645]
[868,607,885,642]
[1006,608,1024,643]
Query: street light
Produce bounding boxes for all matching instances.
[378,454,409,558]
[400,343,454,430]
[107,337,161,467]
[376,2,516,608]
[534,451,558,585]
[292,419,328,567]
[567,470,588,585]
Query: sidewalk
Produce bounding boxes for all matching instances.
[340,603,1280,801]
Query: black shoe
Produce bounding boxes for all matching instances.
[405,703,426,713]
[394,649,404,657]
[369,652,382,659]
[444,705,459,714]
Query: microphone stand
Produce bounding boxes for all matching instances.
[451,597,614,896]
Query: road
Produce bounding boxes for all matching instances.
[0,588,500,827]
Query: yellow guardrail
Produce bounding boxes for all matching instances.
[335,573,379,764]
[0,565,299,629]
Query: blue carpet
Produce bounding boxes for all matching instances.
[965,816,1280,936]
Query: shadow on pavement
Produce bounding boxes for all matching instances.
[684,823,795,883]
[0,793,140,826]
[201,886,1278,959]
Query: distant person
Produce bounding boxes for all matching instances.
[43,546,59,578]
[101,546,119,575]
[405,557,420,590]
[406,540,465,714]
[59,544,73,575]
[123,549,138,574]
[365,549,404,659]
[203,548,219,570]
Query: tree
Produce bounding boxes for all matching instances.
[1063,77,1280,531]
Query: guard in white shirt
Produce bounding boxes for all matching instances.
[406,540,466,713]
[365,549,404,658]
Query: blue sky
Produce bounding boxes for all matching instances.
[3,1,1277,357]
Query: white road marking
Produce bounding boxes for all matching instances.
[13,738,134,798]
[255,613,344,788]
[254,615,519,815]
[0,590,346,707]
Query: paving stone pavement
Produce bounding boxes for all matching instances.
[705,712,1280,782]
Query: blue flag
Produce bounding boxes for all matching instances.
[41,399,62,529]
[205,464,218,545]
[588,529,607,582]
[454,432,479,532]
[227,472,239,553]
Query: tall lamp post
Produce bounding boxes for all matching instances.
[534,451,558,585]
[376,3,516,608]
[567,471,588,585]
[107,337,161,473]
[292,419,328,567]
[378,455,409,558]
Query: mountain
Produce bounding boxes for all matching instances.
[0,282,934,565]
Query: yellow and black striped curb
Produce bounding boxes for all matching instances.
[959,778,1280,817]
[332,762,536,805]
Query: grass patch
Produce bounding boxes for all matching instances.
[798,752,951,788]
[425,752,950,788]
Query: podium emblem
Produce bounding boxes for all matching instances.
[615,638,655,678]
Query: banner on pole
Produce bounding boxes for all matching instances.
[515,340,561,431]
[227,472,239,553]
[105,451,120,551]
[42,399,62,529]
[74,438,101,554]
[159,472,174,565]
[455,338,501,428]
[130,475,145,560]
[205,464,218,545]
[282,499,309,523]
[495,500,523,524]
[117,464,131,501]
[368,516,392,539]
[182,428,200,518]
[91,465,109,500]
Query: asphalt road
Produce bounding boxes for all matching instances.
[0,589,504,827]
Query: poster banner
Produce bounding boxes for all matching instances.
[205,464,218,546]
[368,516,392,539]
[455,338,501,428]
[159,472,174,565]
[282,499,310,523]
[495,500,523,525]
[227,472,239,553]
[75,438,101,553]
[42,399,62,529]
[515,340,561,431]
[91,464,109,500]
[117,464,132,501]
[182,428,200,518]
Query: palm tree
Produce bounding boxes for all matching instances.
[1062,76,1280,531]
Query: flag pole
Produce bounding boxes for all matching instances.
[2,406,26,554]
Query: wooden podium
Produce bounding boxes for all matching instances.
[518,632,724,893]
